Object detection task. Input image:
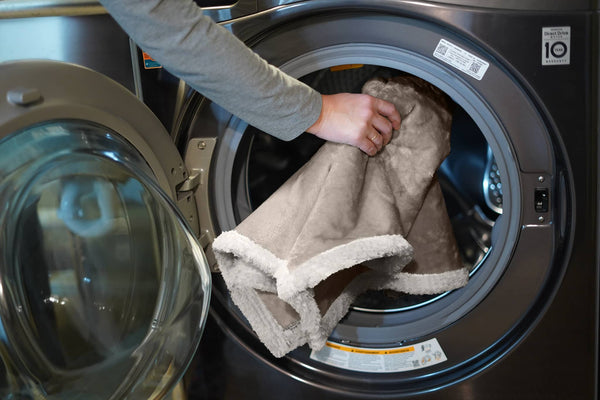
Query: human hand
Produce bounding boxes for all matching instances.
[306,93,401,156]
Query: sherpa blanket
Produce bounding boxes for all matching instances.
[213,76,468,358]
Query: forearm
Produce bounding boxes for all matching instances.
[99,0,322,140]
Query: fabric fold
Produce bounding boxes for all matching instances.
[213,75,468,358]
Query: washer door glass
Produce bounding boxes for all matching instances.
[0,120,211,399]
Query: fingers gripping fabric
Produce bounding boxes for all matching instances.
[213,76,467,357]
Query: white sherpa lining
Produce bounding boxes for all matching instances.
[214,231,469,357]
[382,267,470,295]
[213,230,414,300]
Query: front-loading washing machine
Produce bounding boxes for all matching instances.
[178,1,599,399]
[0,1,598,399]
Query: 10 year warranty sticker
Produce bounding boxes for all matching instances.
[542,27,570,66]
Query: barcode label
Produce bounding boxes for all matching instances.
[433,39,489,80]
[469,62,482,74]
[435,44,448,56]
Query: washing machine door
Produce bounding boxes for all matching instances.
[0,60,211,399]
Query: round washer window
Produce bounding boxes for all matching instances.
[0,121,211,399]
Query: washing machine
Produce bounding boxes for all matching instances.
[179,1,599,399]
[0,1,598,400]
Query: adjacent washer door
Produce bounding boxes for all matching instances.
[0,61,211,400]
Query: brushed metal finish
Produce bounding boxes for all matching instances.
[0,0,260,21]
[0,14,135,92]
[257,0,597,11]
[0,0,106,18]
[3,0,592,21]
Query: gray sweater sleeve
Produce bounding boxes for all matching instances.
[98,0,322,141]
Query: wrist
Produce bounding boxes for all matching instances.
[307,94,328,136]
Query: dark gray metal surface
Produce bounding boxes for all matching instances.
[1,0,594,20]
[183,2,598,399]
[0,0,105,18]
[256,0,598,11]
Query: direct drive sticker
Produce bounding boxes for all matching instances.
[542,27,570,66]
[433,39,489,80]
[310,338,447,373]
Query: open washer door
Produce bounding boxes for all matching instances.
[0,61,211,399]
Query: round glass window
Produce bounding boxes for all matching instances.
[0,121,210,399]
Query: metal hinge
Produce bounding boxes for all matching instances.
[175,172,201,238]
[182,137,220,272]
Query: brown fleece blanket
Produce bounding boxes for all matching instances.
[213,76,467,357]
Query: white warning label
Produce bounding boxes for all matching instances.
[433,39,489,80]
[309,338,447,373]
[542,26,570,66]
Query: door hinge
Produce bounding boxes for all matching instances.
[182,137,220,272]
